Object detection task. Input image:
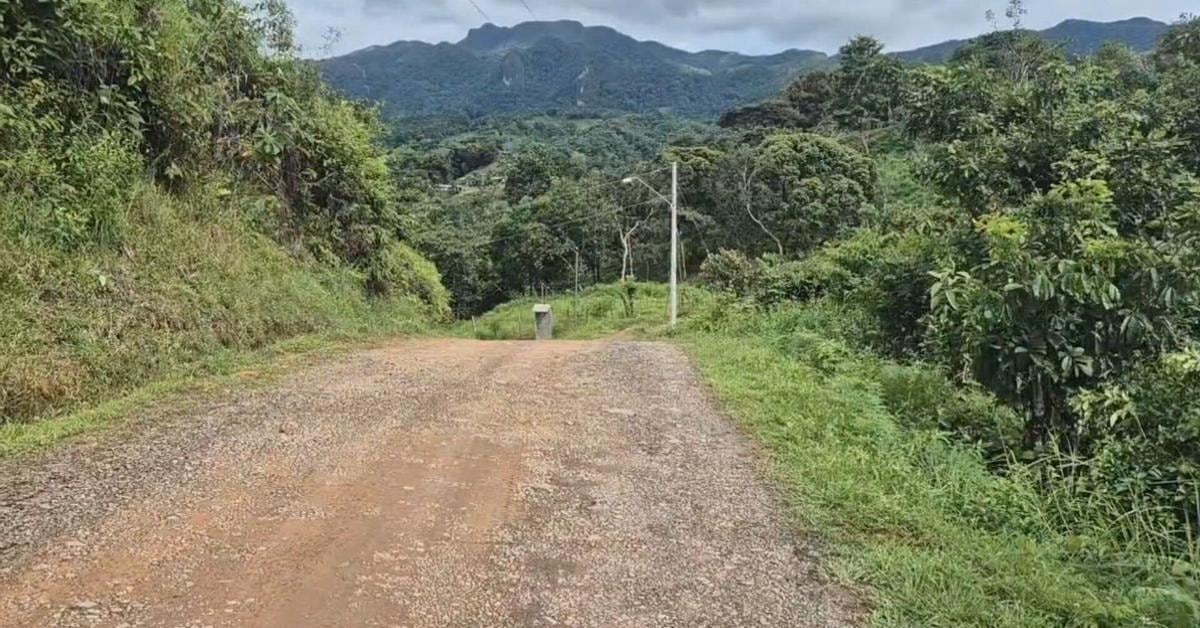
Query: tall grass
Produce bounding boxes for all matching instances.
[0,182,435,435]
[455,282,715,340]
[681,300,1200,627]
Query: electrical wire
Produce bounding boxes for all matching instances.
[457,164,670,212]
[434,166,673,248]
[516,0,537,19]
[465,0,491,21]
[464,197,665,249]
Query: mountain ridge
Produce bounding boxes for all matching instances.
[319,17,1170,120]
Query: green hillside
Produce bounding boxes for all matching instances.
[318,20,833,119]
[319,17,1171,122]
[896,16,1169,63]
[0,0,447,426]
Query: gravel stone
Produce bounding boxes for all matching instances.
[0,339,862,626]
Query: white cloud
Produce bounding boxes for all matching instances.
[288,0,1195,58]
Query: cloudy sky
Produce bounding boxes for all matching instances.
[290,0,1194,58]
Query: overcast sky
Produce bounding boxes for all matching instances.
[290,1,1195,58]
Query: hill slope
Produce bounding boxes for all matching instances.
[896,17,1168,63]
[320,18,1171,120]
[319,20,832,119]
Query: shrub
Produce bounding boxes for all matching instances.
[1071,346,1200,552]
[928,181,1200,450]
[878,363,1024,460]
[753,254,856,306]
[366,242,451,320]
[699,249,762,299]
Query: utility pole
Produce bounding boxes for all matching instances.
[669,161,678,327]
[622,162,681,327]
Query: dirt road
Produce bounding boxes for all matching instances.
[0,339,858,627]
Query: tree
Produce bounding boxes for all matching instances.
[833,36,905,129]
[501,143,580,204]
[1155,13,1200,69]
[750,132,878,254]
[929,181,1200,449]
[718,101,804,130]
[782,70,836,128]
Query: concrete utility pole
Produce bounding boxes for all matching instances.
[622,162,680,327]
[669,161,678,327]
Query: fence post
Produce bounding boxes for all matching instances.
[533,304,554,340]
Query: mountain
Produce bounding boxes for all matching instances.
[318,21,832,120]
[319,17,1171,121]
[896,17,1169,63]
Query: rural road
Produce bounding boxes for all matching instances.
[0,339,859,627]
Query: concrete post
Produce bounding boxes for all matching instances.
[533,304,554,340]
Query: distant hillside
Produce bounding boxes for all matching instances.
[896,17,1169,63]
[319,20,832,119]
[319,17,1172,120]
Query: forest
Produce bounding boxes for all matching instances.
[0,0,448,426]
[398,6,1200,623]
[6,0,1200,623]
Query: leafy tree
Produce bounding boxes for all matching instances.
[501,143,581,203]
[832,36,905,129]
[929,181,1200,449]
[950,29,1062,84]
[782,70,836,128]
[718,101,804,130]
[1094,42,1157,93]
[750,132,878,254]
[1155,13,1200,69]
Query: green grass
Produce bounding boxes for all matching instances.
[1,182,439,452]
[0,331,403,457]
[453,282,715,340]
[678,301,1200,627]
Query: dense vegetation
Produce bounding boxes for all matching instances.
[0,0,447,427]
[896,16,1168,63]
[318,17,1169,123]
[690,9,1200,625]
[7,1,1200,623]
[386,112,733,316]
[318,20,833,120]
[460,7,1200,624]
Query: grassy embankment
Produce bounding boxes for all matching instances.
[0,186,440,456]
[469,286,1198,626]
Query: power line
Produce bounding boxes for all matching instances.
[463,164,670,204]
[516,0,537,19]
[465,0,491,21]
[464,197,664,249]
[431,166,673,249]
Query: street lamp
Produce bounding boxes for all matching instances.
[622,162,679,327]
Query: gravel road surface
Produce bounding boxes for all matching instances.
[0,339,859,627]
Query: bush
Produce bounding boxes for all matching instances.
[753,254,856,306]
[0,0,446,426]
[0,0,424,280]
[878,363,1024,460]
[1071,347,1200,552]
[699,249,762,299]
[366,242,451,320]
[1,129,142,250]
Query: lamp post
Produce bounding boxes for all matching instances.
[622,162,679,326]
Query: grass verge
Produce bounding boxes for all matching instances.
[0,327,426,458]
[679,300,1199,627]
[2,184,441,453]
[453,282,714,340]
